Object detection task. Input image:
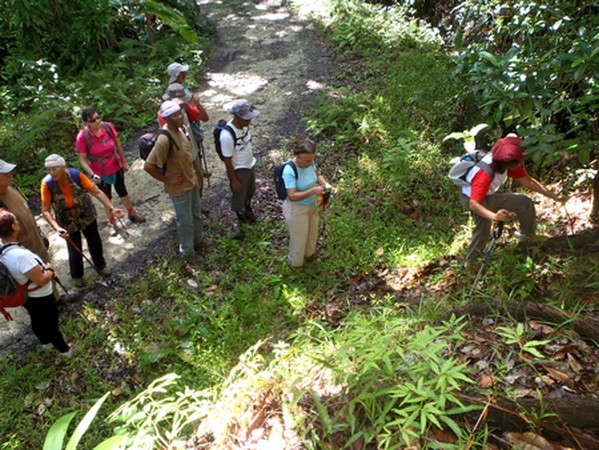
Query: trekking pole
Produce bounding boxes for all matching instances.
[114,215,130,237]
[468,222,504,297]
[63,235,101,275]
[198,140,211,186]
[52,274,70,296]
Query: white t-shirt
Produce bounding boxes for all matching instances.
[0,244,52,297]
[219,120,256,170]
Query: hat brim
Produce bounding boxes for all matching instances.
[0,162,17,174]
[239,110,260,120]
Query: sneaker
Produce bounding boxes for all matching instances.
[72,277,85,288]
[59,346,73,358]
[40,343,52,350]
[107,222,118,236]
[128,212,146,223]
[305,254,318,263]
[99,266,112,277]
[464,260,478,271]
[183,252,201,264]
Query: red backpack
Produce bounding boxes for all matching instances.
[0,243,38,321]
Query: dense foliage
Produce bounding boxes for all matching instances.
[0,0,211,192]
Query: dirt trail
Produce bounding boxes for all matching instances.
[0,0,332,353]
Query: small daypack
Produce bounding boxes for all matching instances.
[213,119,237,161]
[43,168,82,193]
[448,150,495,187]
[0,243,36,321]
[137,129,178,174]
[273,160,298,200]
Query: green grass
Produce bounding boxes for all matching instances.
[2,0,598,448]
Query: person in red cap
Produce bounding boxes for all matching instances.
[460,135,565,265]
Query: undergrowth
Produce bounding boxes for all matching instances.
[1,0,597,449]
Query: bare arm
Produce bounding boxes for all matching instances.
[114,138,129,172]
[143,162,183,186]
[224,158,241,192]
[41,201,66,236]
[515,175,562,201]
[469,199,512,222]
[191,93,209,122]
[88,185,125,218]
[25,264,54,287]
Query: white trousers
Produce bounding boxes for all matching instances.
[283,200,319,267]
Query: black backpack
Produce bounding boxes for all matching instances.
[273,160,298,200]
[213,119,237,161]
[137,129,178,173]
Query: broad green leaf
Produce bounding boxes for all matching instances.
[93,435,126,450]
[65,393,110,450]
[43,412,77,450]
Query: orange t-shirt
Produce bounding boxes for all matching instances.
[40,172,95,208]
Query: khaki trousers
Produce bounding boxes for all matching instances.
[283,200,319,267]
[461,192,536,261]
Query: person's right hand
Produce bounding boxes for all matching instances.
[231,179,242,193]
[166,173,184,186]
[313,186,325,196]
[91,174,101,185]
[57,228,69,238]
[494,209,513,222]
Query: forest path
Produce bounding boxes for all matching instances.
[0,0,332,353]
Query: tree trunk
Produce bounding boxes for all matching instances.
[591,168,599,225]
[449,300,599,341]
[457,393,599,449]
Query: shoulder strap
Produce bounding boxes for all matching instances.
[43,174,55,193]
[223,125,238,144]
[67,168,82,187]
[287,160,298,179]
[0,242,22,256]
[157,129,179,155]
[84,122,115,153]
[476,161,495,179]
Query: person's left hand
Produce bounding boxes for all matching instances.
[123,161,129,172]
[112,207,126,218]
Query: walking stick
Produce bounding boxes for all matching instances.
[114,215,130,237]
[63,234,101,275]
[52,274,70,296]
[469,222,504,296]
[198,139,211,186]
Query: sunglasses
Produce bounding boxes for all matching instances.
[86,115,101,123]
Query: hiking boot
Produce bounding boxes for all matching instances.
[194,240,208,252]
[183,252,201,264]
[231,226,245,240]
[305,254,318,263]
[244,209,257,224]
[128,212,146,223]
[72,277,85,288]
[99,266,112,278]
[107,222,118,236]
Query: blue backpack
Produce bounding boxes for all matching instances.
[273,160,298,200]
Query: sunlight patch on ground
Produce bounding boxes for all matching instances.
[205,72,269,101]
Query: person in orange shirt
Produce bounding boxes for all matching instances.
[40,154,124,287]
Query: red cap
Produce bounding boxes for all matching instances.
[491,136,526,162]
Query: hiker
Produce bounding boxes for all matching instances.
[40,154,125,287]
[76,107,146,236]
[460,135,566,265]
[219,101,260,239]
[282,138,334,269]
[144,101,204,264]
[0,210,71,356]
[164,62,209,124]
[0,159,49,261]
